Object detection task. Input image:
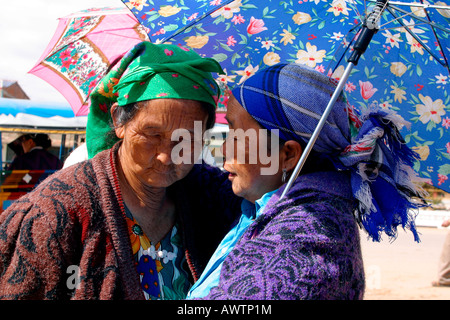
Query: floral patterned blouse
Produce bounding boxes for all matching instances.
[124,205,192,300]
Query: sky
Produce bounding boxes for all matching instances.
[0,0,126,104]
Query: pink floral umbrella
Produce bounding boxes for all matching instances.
[29,7,149,116]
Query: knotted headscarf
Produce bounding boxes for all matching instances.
[86,41,224,158]
[232,63,427,242]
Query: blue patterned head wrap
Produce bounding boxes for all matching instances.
[232,63,428,242]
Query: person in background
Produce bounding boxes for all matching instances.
[188,63,427,300]
[432,218,450,287]
[0,42,241,300]
[7,133,63,170]
[63,142,88,168]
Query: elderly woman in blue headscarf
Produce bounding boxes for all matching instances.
[188,63,427,300]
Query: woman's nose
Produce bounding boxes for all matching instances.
[156,144,173,165]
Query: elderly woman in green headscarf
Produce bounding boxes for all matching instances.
[0,42,242,300]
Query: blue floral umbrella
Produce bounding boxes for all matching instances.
[123,0,450,193]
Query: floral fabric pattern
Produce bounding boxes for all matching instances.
[124,0,450,192]
[44,15,108,107]
[30,7,148,116]
[125,206,191,300]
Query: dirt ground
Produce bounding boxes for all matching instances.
[361,226,450,300]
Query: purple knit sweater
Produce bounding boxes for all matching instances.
[204,171,365,300]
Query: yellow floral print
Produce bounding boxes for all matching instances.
[295,42,326,68]
[159,5,182,17]
[412,145,430,161]
[390,85,407,104]
[98,78,119,99]
[185,35,209,49]
[292,12,311,25]
[390,62,407,77]
[263,52,281,66]
[416,94,446,124]
[280,29,296,46]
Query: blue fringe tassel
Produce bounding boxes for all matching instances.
[354,111,427,243]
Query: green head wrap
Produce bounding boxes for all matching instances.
[86,41,224,158]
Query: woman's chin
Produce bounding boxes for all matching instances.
[142,173,177,188]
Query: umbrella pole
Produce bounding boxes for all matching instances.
[279,62,355,200]
[279,0,387,199]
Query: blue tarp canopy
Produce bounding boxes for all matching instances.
[0,97,87,132]
[0,97,75,117]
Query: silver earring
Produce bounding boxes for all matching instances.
[282,168,287,183]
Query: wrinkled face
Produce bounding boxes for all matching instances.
[222,95,282,203]
[115,99,208,188]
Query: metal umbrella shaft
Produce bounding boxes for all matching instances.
[279,62,354,199]
[279,0,387,199]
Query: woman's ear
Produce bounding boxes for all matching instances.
[110,102,124,139]
[280,140,303,172]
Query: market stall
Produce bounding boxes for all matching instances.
[0,97,87,211]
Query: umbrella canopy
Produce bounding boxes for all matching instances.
[29,7,149,116]
[123,0,450,193]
